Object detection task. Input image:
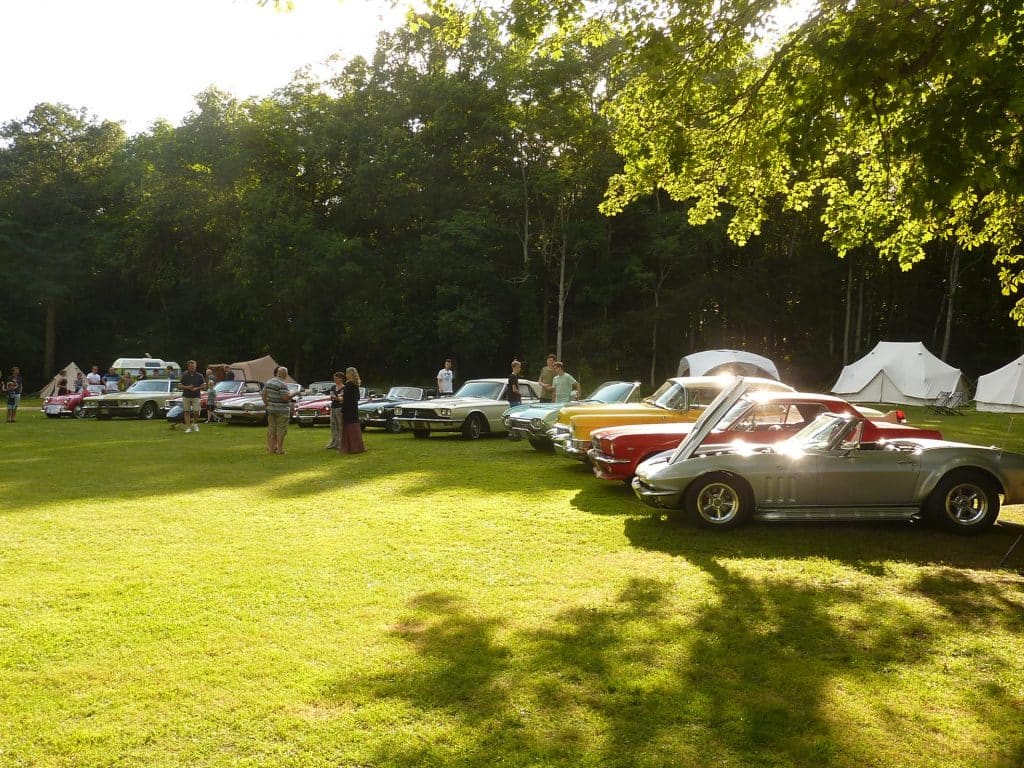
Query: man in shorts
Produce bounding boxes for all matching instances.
[262,366,298,454]
[178,360,206,433]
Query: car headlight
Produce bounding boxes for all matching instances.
[242,403,255,411]
[438,408,451,417]
[394,407,403,416]
[530,417,546,430]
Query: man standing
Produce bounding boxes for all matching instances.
[537,353,557,402]
[178,360,206,433]
[262,366,298,454]
[551,361,581,404]
[103,366,121,393]
[5,366,23,423]
[506,360,523,441]
[86,365,103,388]
[436,358,454,397]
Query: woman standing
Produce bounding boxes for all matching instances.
[338,367,366,454]
[6,366,24,422]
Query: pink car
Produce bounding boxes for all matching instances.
[40,385,101,419]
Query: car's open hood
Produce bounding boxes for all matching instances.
[670,378,753,463]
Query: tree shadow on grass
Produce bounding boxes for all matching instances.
[319,573,1023,767]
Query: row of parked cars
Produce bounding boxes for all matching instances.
[40,370,1024,535]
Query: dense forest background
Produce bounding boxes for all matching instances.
[1,4,1022,393]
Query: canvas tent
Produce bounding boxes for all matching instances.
[38,362,86,398]
[677,349,781,381]
[831,341,965,405]
[217,355,294,383]
[975,355,1024,412]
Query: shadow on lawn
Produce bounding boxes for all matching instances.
[321,575,1024,767]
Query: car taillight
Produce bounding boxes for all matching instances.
[895,410,906,423]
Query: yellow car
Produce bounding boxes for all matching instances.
[550,375,793,461]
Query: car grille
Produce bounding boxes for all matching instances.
[402,409,438,419]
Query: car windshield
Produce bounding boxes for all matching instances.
[454,381,503,399]
[644,381,721,411]
[128,380,169,393]
[213,381,240,394]
[787,412,857,450]
[388,386,423,400]
[584,381,636,403]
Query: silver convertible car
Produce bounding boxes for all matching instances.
[632,379,1024,534]
[393,378,543,439]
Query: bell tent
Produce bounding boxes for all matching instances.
[38,362,86,398]
[677,349,781,381]
[975,355,1024,412]
[831,341,964,405]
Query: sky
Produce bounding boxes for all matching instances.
[0,0,410,135]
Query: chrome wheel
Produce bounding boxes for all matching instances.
[683,473,753,529]
[927,471,1000,534]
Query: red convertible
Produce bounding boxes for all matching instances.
[588,391,943,483]
[165,379,264,416]
[40,385,101,419]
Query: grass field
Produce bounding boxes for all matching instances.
[1,403,1023,767]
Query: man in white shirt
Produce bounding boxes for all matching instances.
[86,365,102,386]
[436,358,454,397]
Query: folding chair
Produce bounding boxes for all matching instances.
[927,391,952,414]
[944,391,967,414]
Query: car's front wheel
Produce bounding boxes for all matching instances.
[682,472,754,529]
[528,437,552,452]
[412,428,430,439]
[461,414,484,440]
[384,415,403,434]
[139,402,158,420]
[72,404,85,419]
[926,470,1000,534]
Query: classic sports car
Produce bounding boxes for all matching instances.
[551,375,794,461]
[501,380,642,450]
[165,379,264,416]
[632,381,1024,533]
[214,383,302,425]
[40,387,98,419]
[359,386,428,433]
[294,387,370,427]
[589,391,943,482]
[393,378,543,439]
[81,379,181,420]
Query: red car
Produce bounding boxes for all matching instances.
[588,392,942,482]
[40,386,100,419]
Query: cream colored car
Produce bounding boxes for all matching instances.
[81,379,182,420]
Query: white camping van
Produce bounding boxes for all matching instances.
[111,357,182,379]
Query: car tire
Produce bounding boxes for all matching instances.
[925,470,1000,535]
[682,472,754,529]
[72,404,85,419]
[412,429,430,439]
[298,420,310,428]
[45,412,60,419]
[385,415,403,434]
[461,414,484,440]
[139,402,158,420]
[528,437,553,452]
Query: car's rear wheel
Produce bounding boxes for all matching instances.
[385,415,403,434]
[926,470,1000,534]
[139,401,158,420]
[461,414,484,440]
[412,428,430,439]
[528,437,552,452]
[682,472,754,529]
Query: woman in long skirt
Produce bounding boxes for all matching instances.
[339,367,366,454]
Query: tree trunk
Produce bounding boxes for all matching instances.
[556,233,567,360]
[941,244,960,361]
[842,260,853,364]
[44,298,56,380]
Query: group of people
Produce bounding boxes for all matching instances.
[436,353,581,408]
[3,366,23,422]
[260,365,365,457]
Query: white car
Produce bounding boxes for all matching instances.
[393,378,543,439]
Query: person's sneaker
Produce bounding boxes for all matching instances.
[192,424,199,432]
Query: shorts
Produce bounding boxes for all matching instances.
[267,411,290,438]
[7,394,20,409]
[183,397,201,414]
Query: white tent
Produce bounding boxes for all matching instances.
[831,341,964,405]
[38,362,86,398]
[677,349,780,381]
[975,354,1024,412]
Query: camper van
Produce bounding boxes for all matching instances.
[111,357,181,380]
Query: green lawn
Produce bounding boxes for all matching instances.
[1,403,1023,767]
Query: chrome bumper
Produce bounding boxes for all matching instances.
[631,476,683,509]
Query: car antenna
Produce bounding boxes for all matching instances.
[999,416,1015,457]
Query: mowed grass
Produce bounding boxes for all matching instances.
[1,403,1023,768]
